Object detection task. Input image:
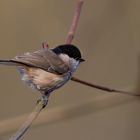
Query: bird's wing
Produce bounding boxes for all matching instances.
[12,49,69,74]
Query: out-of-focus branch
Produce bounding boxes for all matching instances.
[1,93,136,136]
[65,0,84,44]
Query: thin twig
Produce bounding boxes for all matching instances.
[9,100,45,140]
[64,0,139,97]
[65,0,84,44]
[71,77,140,96]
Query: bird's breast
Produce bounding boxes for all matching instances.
[17,66,71,92]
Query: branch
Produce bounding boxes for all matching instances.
[71,77,140,96]
[64,0,139,97]
[0,93,135,136]
[65,0,84,44]
[42,41,49,49]
[9,99,47,140]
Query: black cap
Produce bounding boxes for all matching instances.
[53,44,85,62]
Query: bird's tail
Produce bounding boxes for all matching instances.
[0,59,22,66]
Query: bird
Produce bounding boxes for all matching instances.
[0,44,85,107]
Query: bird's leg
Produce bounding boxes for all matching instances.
[37,93,50,108]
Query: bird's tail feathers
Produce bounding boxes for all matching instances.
[0,59,21,66]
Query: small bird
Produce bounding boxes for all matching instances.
[0,44,84,106]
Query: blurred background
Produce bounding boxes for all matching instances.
[0,0,140,140]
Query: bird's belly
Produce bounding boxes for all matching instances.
[32,69,68,90]
[17,67,71,92]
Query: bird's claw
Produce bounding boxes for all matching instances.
[37,96,48,108]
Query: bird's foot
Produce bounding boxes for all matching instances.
[37,95,49,108]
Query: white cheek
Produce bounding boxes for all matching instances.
[59,54,70,64]
[59,54,80,72]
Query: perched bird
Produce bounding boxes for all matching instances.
[0,44,84,106]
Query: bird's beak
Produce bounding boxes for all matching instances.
[79,58,85,62]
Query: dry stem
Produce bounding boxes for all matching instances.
[71,77,140,96]
[65,0,84,44]
[64,0,139,97]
